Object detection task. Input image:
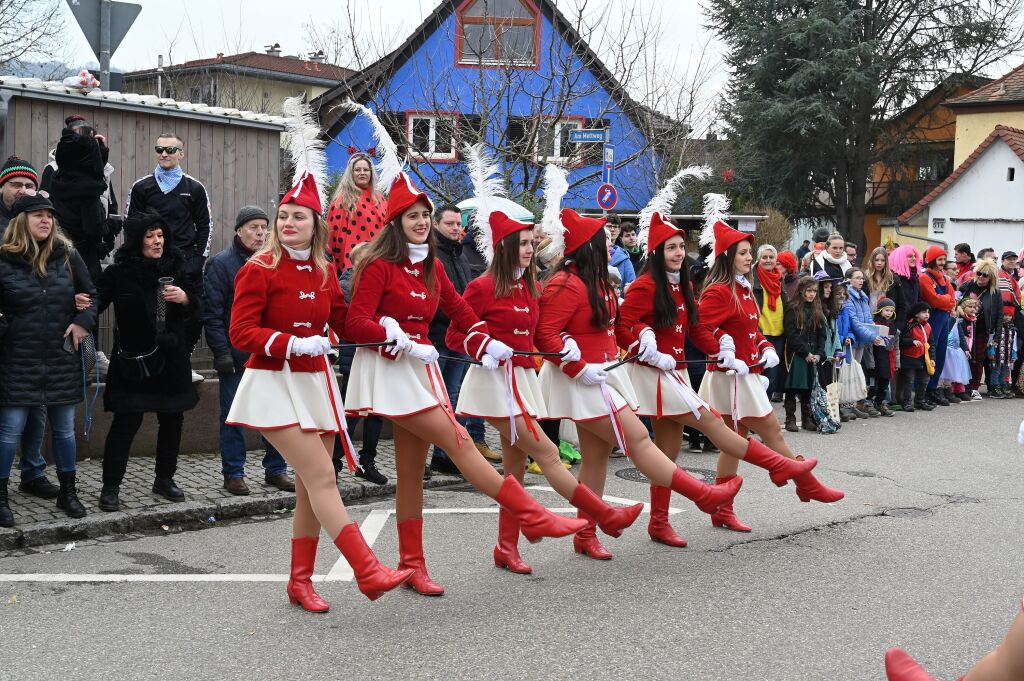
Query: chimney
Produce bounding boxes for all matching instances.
[310,50,325,64]
[264,43,282,57]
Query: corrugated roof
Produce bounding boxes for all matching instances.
[946,63,1024,107]
[898,125,1024,223]
[126,52,354,83]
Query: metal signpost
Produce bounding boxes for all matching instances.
[571,127,618,213]
[65,0,142,90]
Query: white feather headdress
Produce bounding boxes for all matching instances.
[537,164,569,262]
[699,192,732,267]
[637,165,711,252]
[463,142,507,264]
[333,99,405,192]
[282,95,328,212]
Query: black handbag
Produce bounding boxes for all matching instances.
[115,343,165,381]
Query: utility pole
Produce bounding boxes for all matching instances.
[99,0,111,90]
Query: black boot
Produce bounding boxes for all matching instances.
[98,484,121,512]
[152,477,185,501]
[19,474,59,499]
[927,389,950,406]
[354,461,388,485]
[0,479,13,528]
[783,394,798,432]
[800,399,817,431]
[55,471,87,519]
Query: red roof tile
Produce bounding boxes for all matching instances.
[946,63,1024,107]
[898,125,1024,223]
[128,51,354,82]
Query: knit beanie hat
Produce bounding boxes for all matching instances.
[235,205,269,230]
[123,211,166,250]
[777,250,798,273]
[0,156,38,187]
[875,297,895,313]
[907,301,930,319]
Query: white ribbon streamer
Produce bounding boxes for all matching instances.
[665,370,708,419]
[504,361,518,445]
[600,383,628,453]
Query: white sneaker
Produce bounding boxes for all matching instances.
[191,370,205,383]
[970,390,982,401]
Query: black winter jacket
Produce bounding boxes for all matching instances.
[0,243,97,406]
[887,274,921,333]
[958,280,1002,337]
[97,245,201,413]
[429,231,476,347]
[200,236,254,371]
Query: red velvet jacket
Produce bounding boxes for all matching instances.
[447,273,538,369]
[616,273,717,367]
[696,279,772,374]
[345,256,491,359]
[230,251,346,372]
[536,268,618,378]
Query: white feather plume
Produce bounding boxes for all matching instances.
[463,142,506,264]
[637,165,711,252]
[538,164,569,261]
[699,192,732,267]
[282,95,328,213]
[333,99,405,192]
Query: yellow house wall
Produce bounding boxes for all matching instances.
[954,111,1024,165]
[124,73,332,115]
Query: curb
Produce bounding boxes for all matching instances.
[0,473,466,552]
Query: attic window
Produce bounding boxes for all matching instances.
[407,113,459,163]
[1008,168,1016,181]
[457,0,539,67]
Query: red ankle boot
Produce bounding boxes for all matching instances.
[742,438,817,486]
[572,513,613,560]
[397,517,445,596]
[670,467,742,514]
[495,475,587,543]
[648,485,687,547]
[569,483,643,538]
[884,649,938,681]
[709,476,752,532]
[791,457,845,503]
[332,523,414,601]
[493,509,532,574]
[286,536,330,612]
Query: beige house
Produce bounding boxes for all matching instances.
[946,63,1024,165]
[123,47,354,115]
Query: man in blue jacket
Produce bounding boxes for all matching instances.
[201,206,294,495]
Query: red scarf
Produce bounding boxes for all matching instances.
[757,264,782,311]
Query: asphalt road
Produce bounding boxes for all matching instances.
[2,400,1021,681]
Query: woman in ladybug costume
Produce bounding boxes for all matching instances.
[696,208,845,533]
[325,152,386,277]
[616,211,819,547]
[535,207,743,561]
[448,209,644,574]
[344,173,587,595]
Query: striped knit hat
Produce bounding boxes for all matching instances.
[0,156,38,187]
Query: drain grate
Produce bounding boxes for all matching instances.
[615,467,717,485]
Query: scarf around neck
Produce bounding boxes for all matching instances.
[756,264,782,311]
[408,243,429,264]
[154,165,184,194]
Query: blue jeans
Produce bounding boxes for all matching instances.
[433,347,485,459]
[0,405,77,479]
[16,406,48,481]
[218,370,287,478]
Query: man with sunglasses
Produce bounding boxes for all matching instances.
[125,133,212,278]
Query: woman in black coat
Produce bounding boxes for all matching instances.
[0,194,97,526]
[96,211,201,510]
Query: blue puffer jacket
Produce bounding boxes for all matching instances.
[610,245,636,289]
[843,286,880,347]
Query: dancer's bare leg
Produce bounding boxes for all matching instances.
[652,418,683,465]
[963,603,1024,681]
[488,416,578,499]
[716,412,742,479]
[576,425,612,498]
[576,409,678,487]
[740,415,797,458]
[391,421,428,524]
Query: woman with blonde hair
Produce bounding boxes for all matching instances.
[325,152,386,276]
[959,258,1002,398]
[866,246,894,308]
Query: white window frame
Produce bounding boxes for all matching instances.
[535,118,583,165]
[406,114,458,162]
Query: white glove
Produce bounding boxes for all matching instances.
[718,334,736,355]
[484,338,513,362]
[717,348,736,369]
[637,329,660,363]
[481,354,500,371]
[761,347,780,369]
[651,351,676,371]
[560,337,581,363]
[291,335,332,357]
[728,357,749,376]
[576,365,608,386]
[406,343,440,365]
[380,317,412,355]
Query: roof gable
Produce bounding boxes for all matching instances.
[946,62,1024,108]
[898,124,1024,222]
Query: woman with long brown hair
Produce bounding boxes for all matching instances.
[344,173,586,596]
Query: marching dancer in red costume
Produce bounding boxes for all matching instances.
[617,211,818,547]
[535,206,743,561]
[695,200,845,533]
[449,208,643,574]
[344,172,587,596]
[226,99,413,610]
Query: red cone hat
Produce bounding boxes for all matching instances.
[281,171,323,215]
[561,208,606,255]
[712,219,753,259]
[646,211,685,254]
[489,210,532,248]
[384,172,434,225]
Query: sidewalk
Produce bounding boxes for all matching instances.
[0,435,486,551]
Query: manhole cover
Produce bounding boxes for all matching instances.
[845,471,877,478]
[884,507,930,518]
[615,467,716,484]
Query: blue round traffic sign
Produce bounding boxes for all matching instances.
[596,183,618,210]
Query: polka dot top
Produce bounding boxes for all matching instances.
[326,186,386,277]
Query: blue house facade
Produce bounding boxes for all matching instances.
[313,0,676,213]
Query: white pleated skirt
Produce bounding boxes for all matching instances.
[627,364,710,418]
[226,364,344,434]
[457,365,548,420]
[539,361,638,421]
[697,370,773,420]
[345,348,445,417]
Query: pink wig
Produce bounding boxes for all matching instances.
[888,244,922,278]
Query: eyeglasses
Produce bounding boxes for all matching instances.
[154,146,181,155]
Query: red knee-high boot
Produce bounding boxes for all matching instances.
[397,517,445,596]
[648,485,687,547]
[669,467,742,514]
[569,483,643,538]
[286,536,330,612]
[884,649,939,681]
[709,475,752,532]
[791,456,845,503]
[332,522,414,601]
[742,438,818,486]
[572,512,614,560]
[495,475,588,543]
[493,509,532,574]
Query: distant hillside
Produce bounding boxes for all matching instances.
[2,61,124,80]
